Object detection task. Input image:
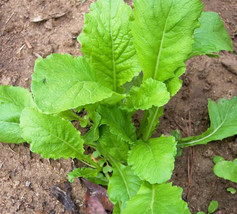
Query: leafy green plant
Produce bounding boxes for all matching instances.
[0,0,234,213]
[197,200,219,214]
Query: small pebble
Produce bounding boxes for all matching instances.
[25,181,31,187]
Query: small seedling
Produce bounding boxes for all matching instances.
[197,200,219,214]
[227,187,236,194]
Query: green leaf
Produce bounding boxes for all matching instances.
[89,173,109,186]
[123,182,190,214]
[227,187,236,194]
[97,105,136,144]
[178,97,237,147]
[123,73,143,93]
[208,200,218,214]
[68,167,108,185]
[124,78,170,111]
[132,0,203,81]
[190,12,233,58]
[32,54,113,113]
[113,202,122,214]
[213,156,225,164]
[83,110,101,147]
[99,126,129,163]
[0,85,34,143]
[68,167,98,182]
[57,110,82,121]
[128,136,177,184]
[196,212,206,214]
[78,0,140,92]
[20,108,85,159]
[107,161,141,204]
[138,106,163,141]
[103,165,113,174]
[165,76,183,97]
[101,92,125,106]
[213,158,237,183]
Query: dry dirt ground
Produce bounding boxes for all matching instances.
[0,0,237,213]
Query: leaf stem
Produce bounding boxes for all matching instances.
[143,107,159,141]
[77,153,101,170]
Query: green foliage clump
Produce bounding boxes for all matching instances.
[0,0,234,213]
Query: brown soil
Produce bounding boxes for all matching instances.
[0,0,237,213]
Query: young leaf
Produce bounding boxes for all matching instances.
[68,167,98,183]
[107,161,141,204]
[20,108,88,161]
[68,167,108,186]
[78,0,140,92]
[227,187,236,194]
[132,0,203,81]
[83,110,101,147]
[178,97,237,147]
[124,78,170,111]
[190,12,233,58]
[208,200,218,214]
[97,105,136,144]
[213,158,237,183]
[32,54,113,113]
[128,136,177,184]
[0,85,34,143]
[123,182,190,214]
[99,126,129,163]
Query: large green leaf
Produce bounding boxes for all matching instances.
[124,78,170,111]
[32,54,113,113]
[132,0,203,81]
[20,108,89,161]
[213,157,237,183]
[107,160,141,204]
[123,182,190,214]
[128,136,177,184]
[178,97,237,147]
[99,126,129,163]
[0,85,34,143]
[78,0,140,92]
[190,12,233,58]
[97,105,136,144]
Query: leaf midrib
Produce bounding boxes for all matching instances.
[150,184,155,214]
[109,156,131,199]
[144,107,159,141]
[153,3,173,80]
[178,103,234,147]
[28,115,83,158]
[109,0,117,92]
